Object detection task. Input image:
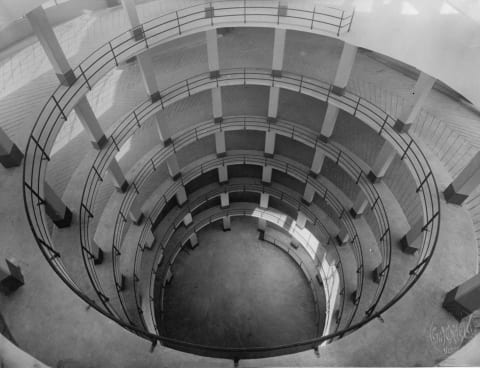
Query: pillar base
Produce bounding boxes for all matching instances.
[349,208,362,219]
[53,207,73,228]
[131,26,145,41]
[264,152,274,159]
[318,134,329,144]
[91,135,107,150]
[163,138,173,147]
[117,274,126,291]
[258,229,265,241]
[150,91,161,103]
[0,144,23,168]
[443,287,472,321]
[116,181,129,193]
[444,183,469,205]
[0,276,24,296]
[308,170,319,179]
[367,171,383,184]
[393,119,411,133]
[272,70,282,78]
[56,69,76,87]
[316,274,323,286]
[399,234,419,255]
[331,85,345,96]
[216,152,226,158]
[132,212,144,225]
[205,6,214,18]
[290,239,300,249]
[278,5,288,16]
[214,117,223,124]
[301,198,312,206]
[210,70,220,79]
[267,117,277,124]
[171,172,182,181]
[372,266,382,284]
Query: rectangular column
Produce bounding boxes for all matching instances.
[444,150,480,205]
[215,131,226,157]
[367,142,397,183]
[222,216,231,231]
[264,131,276,158]
[137,52,161,102]
[155,112,172,146]
[336,227,350,245]
[262,165,272,184]
[206,29,220,78]
[218,166,228,183]
[175,186,188,206]
[142,229,155,250]
[0,128,23,168]
[399,218,424,254]
[129,202,144,225]
[268,87,280,122]
[332,43,358,96]
[108,158,129,192]
[25,6,75,86]
[120,0,144,40]
[350,193,369,218]
[296,211,308,229]
[443,273,480,321]
[310,148,325,177]
[74,96,107,149]
[166,155,181,181]
[0,259,24,295]
[394,72,436,133]
[260,192,269,208]
[319,105,339,142]
[258,218,267,232]
[303,183,316,204]
[44,182,72,228]
[220,192,229,208]
[183,212,193,227]
[212,88,223,123]
[271,29,286,77]
[188,232,199,249]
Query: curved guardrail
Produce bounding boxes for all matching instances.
[136,179,349,337]
[22,6,439,356]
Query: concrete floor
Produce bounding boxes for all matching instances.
[0,1,479,367]
[160,217,319,349]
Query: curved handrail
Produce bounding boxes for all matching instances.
[136,179,348,337]
[24,62,438,360]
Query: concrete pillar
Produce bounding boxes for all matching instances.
[175,186,187,206]
[206,29,220,78]
[215,131,226,157]
[271,29,286,77]
[444,150,480,205]
[129,202,143,225]
[108,158,129,192]
[367,141,397,183]
[399,218,424,254]
[0,128,23,168]
[218,165,228,183]
[303,183,316,204]
[260,192,269,208]
[212,88,223,124]
[25,6,76,86]
[90,240,104,265]
[443,273,480,321]
[350,193,369,218]
[336,227,350,245]
[296,211,308,229]
[310,148,325,177]
[74,96,107,149]
[166,155,181,181]
[183,212,193,227]
[220,192,229,208]
[268,87,280,122]
[319,104,339,142]
[258,218,267,232]
[188,232,199,249]
[44,182,72,228]
[262,165,272,184]
[264,131,276,158]
[394,72,436,133]
[120,0,144,40]
[155,113,172,146]
[142,229,155,250]
[222,216,231,231]
[332,43,358,96]
[137,52,161,102]
[0,259,24,295]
